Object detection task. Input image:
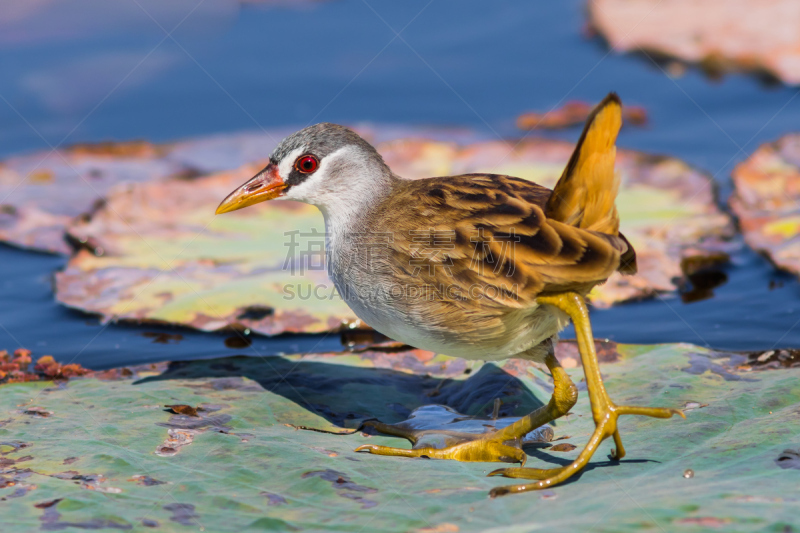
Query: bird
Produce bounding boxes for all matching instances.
[215,93,683,496]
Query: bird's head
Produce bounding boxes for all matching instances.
[215,123,391,216]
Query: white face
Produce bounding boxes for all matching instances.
[278,145,387,215]
[276,146,305,185]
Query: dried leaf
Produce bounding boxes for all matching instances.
[164,404,200,417]
[0,349,92,386]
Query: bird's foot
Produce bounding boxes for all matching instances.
[354,405,554,465]
[487,403,683,497]
[355,433,527,463]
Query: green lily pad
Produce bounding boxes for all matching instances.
[730,133,800,277]
[54,132,733,335]
[0,342,798,532]
[588,0,800,84]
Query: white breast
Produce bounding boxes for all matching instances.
[329,256,567,362]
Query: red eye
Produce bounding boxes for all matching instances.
[295,155,319,174]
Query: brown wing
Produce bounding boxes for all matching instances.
[367,173,634,309]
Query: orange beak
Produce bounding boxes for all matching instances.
[215,163,286,214]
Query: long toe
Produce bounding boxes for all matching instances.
[487,466,568,480]
[355,440,528,463]
[354,444,433,458]
[615,405,685,419]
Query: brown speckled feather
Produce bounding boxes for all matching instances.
[323,95,637,358]
[366,173,634,311]
[361,94,636,321]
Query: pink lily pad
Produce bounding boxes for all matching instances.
[730,133,800,276]
[589,0,800,84]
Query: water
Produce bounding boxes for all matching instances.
[2,0,800,368]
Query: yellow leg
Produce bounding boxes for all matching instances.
[355,351,578,465]
[612,429,626,460]
[488,292,684,497]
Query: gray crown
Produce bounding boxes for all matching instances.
[270,123,381,164]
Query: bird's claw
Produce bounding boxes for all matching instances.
[487,403,683,496]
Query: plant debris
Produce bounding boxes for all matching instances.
[738,349,800,371]
[549,443,577,452]
[22,407,52,418]
[164,405,200,417]
[154,429,197,457]
[129,475,166,486]
[0,349,90,386]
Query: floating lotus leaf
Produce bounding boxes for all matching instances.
[0,132,298,254]
[588,0,800,84]
[0,342,798,532]
[54,132,733,334]
[730,133,800,276]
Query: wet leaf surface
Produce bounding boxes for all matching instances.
[301,470,378,509]
[260,491,288,506]
[0,342,797,531]
[730,133,800,277]
[588,0,800,84]
[53,131,734,336]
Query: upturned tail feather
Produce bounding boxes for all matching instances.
[545,92,636,274]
